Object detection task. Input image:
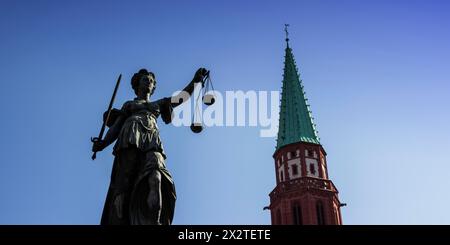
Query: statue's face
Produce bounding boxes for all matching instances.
[138,74,156,95]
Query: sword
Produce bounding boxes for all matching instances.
[91,74,122,160]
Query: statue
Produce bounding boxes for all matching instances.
[91,68,209,225]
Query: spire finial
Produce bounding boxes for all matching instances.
[284,24,290,46]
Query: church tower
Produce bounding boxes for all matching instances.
[269,26,343,225]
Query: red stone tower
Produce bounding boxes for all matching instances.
[269,26,343,225]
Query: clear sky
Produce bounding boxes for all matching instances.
[0,0,449,224]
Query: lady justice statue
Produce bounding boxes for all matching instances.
[91,68,209,225]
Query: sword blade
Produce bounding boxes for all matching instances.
[92,74,122,160]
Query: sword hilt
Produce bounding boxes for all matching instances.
[91,137,100,160]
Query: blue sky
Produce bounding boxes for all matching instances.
[0,0,449,224]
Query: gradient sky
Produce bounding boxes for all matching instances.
[0,0,449,224]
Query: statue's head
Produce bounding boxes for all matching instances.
[131,69,156,97]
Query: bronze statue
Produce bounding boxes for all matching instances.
[91,68,209,225]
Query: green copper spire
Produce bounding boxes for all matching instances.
[276,26,320,149]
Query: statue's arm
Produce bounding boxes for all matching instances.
[170,81,195,108]
[101,115,125,147]
[170,68,208,108]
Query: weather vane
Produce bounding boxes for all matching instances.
[284,24,290,43]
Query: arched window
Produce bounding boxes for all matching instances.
[292,203,303,225]
[316,201,325,225]
[276,209,282,224]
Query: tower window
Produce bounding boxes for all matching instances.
[292,164,299,175]
[291,151,296,158]
[305,149,310,157]
[292,204,303,225]
[279,169,285,182]
[309,164,316,175]
[316,201,325,225]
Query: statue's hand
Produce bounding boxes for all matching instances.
[92,138,106,152]
[193,68,209,84]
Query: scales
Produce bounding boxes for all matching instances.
[191,71,215,133]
